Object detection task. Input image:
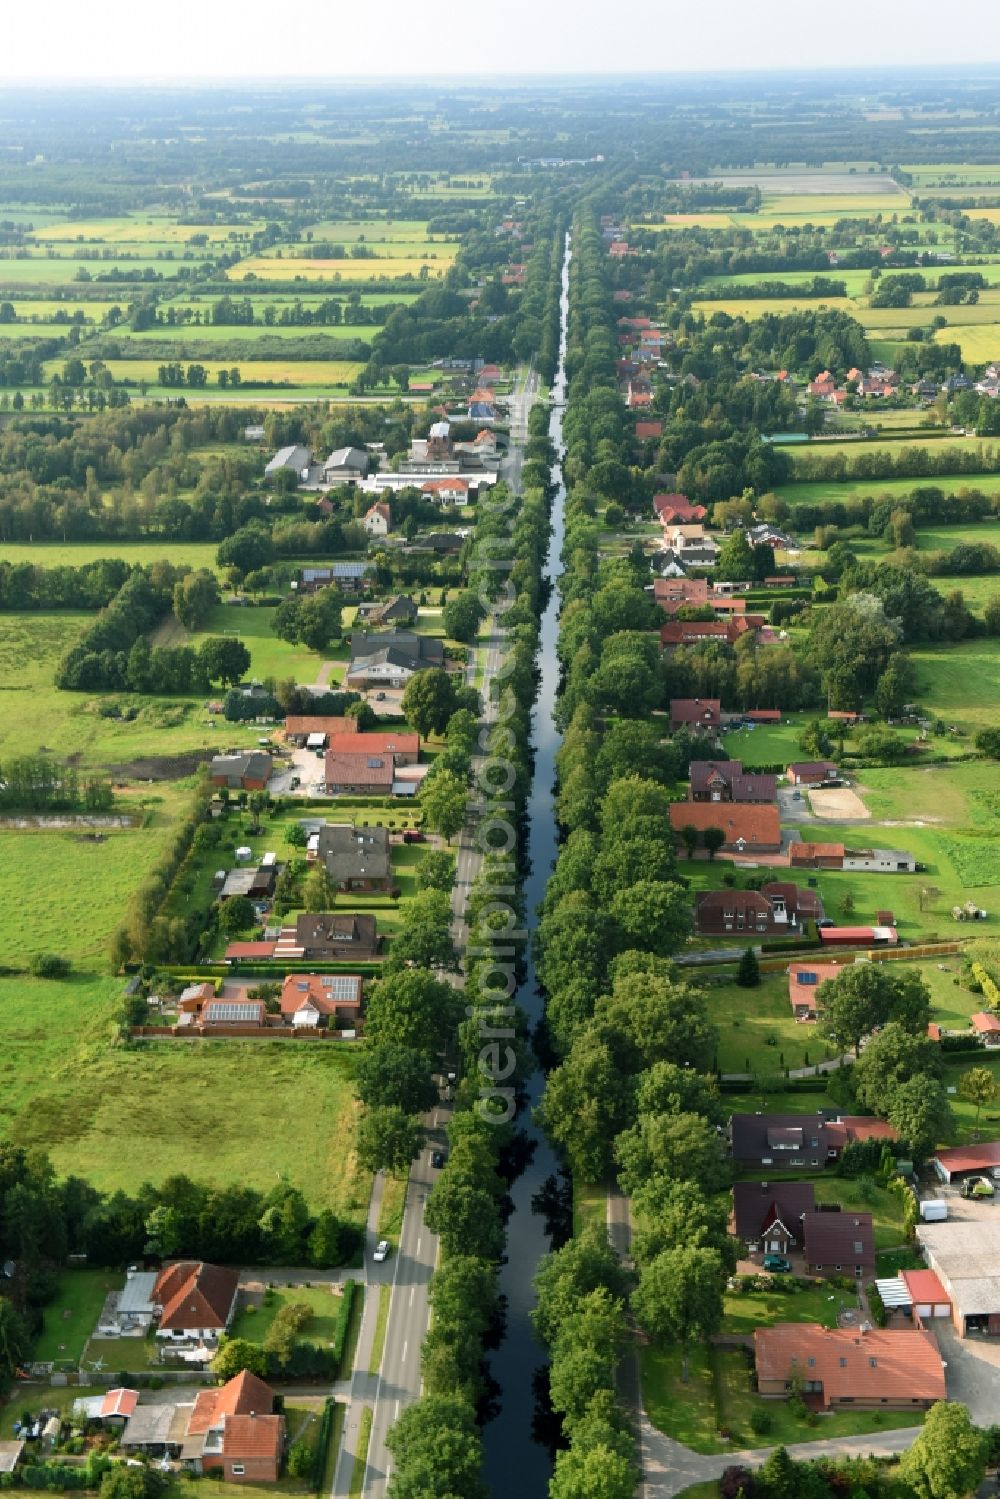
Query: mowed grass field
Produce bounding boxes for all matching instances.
[31,216,264,244]
[0,539,220,569]
[774,472,1000,505]
[0,971,366,1218]
[0,259,194,285]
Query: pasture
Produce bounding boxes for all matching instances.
[910,636,1000,732]
[0,970,366,1218]
[773,472,1000,505]
[0,539,220,570]
[118,323,382,344]
[0,258,191,285]
[31,216,264,244]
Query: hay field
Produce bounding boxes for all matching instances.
[933,323,1000,361]
[34,216,263,244]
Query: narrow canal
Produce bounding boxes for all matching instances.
[482,231,572,1495]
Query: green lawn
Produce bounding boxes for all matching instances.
[33,1271,123,1364]
[774,472,1000,506]
[0,540,222,571]
[723,1279,856,1336]
[573,1180,607,1236]
[85,1332,162,1372]
[231,1283,348,1348]
[640,1342,719,1453]
[721,721,802,768]
[910,637,1000,733]
[704,971,841,1076]
[0,1385,106,1438]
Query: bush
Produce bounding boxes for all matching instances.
[332,1279,359,1377]
[749,1406,772,1435]
[29,953,71,979]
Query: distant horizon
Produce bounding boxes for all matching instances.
[5,0,1000,81]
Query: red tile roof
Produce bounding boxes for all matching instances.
[901,1269,950,1306]
[326,732,419,757]
[223,1414,284,1463]
[635,421,663,440]
[188,1371,275,1436]
[152,1262,239,1333]
[224,941,275,960]
[280,973,364,1017]
[972,1011,1000,1034]
[933,1140,1000,1175]
[754,1324,945,1406]
[422,478,469,494]
[101,1390,138,1419]
[669,697,721,725]
[284,716,357,739]
[787,961,845,1018]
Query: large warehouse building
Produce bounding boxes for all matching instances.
[916,1219,1000,1337]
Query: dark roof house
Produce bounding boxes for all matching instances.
[316,823,391,889]
[731,1180,816,1250]
[802,1209,875,1277]
[689,760,777,804]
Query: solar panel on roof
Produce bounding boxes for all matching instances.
[205,1001,261,1022]
[319,976,361,999]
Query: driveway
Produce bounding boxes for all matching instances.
[778,785,812,824]
[933,1319,1000,1425]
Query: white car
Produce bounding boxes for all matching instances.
[373,1239,390,1263]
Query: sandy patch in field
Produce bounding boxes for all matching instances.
[807,786,870,820]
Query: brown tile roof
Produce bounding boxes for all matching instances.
[668,801,781,849]
[101,1390,138,1419]
[754,1324,946,1405]
[789,842,845,864]
[655,577,709,604]
[731,1181,816,1244]
[153,1262,238,1333]
[932,1140,1000,1176]
[901,1269,950,1307]
[669,697,721,725]
[224,941,276,960]
[324,752,395,788]
[802,1209,875,1268]
[660,620,739,646]
[223,1414,284,1463]
[787,761,839,778]
[284,716,358,739]
[826,1116,899,1149]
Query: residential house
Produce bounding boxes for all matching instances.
[731,1181,816,1254]
[807,371,837,399]
[426,420,453,460]
[275,913,379,961]
[327,731,419,766]
[668,801,782,854]
[183,1371,284,1482]
[467,391,497,422]
[295,563,374,596]
[655,577,709,614]
[754,1325,945,1410]
[695,882,822,937]
[362,501,392,537]
[324,752,396,794]
[788,960,847,1020]
[283,716,358,747]
[971,1012,1000,1047]
[730,1112,897,1171]
[668,695,722,731]
[841,848,916,873]
[316,823,392,892]
[354,595,418,627]
[152,1262,239,1348]
[787,761,840,787]
[264,445,314,482]
[635,420,663,441]
[650,548,688,579]
[660,619,742,648]
[668,697,721,732]
[802,1209,875,1278]
[322,446,369,484]
[422,478,470,506]
[243,425,265,443]
[345,630,444,688]
[178,981,217,1014]
[209,752,272,793]
[689,760,777,804]
[279,973,364,1029]
[653,494,707,525]
[626,379,653,408]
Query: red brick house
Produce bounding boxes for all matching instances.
[668,697,721,732]
[185,1371,285,1482]
[695,881,822,937]
[802,1210,875,1279]
[327,731,419,765]
[668,801,782,854]
[152,1262,239,1347]
[653,494,707,525]
[787,761,840,786]
[754,1325,945,1410]
[731,1180,816,1253]
[789,841,845,870]
[279,973,364,1028]
[660,619,741,648]
[655,577,709,614]
[324,753,396,794]
[689,759,776,803]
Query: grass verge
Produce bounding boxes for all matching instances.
[368,1285,391,1376]
[347,1407,373,1499]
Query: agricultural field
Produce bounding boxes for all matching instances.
[0,539,221,570]
[910,636,1000,732]
[230,257,453,282]
[0,258,195,284]
[933,321,1000,361]
[30,216,264,244]
[773,471,1000,506]
[40,356,366,387]
[116,323,382,344]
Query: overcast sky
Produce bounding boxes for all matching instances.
[3,0,999,79]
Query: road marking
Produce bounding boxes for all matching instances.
[394,1401,399,1420]
[416,1237,422,1254]
[402,1340,408,1363]
[409,1286,415,1307]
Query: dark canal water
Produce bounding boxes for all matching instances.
[482,232,572,1495]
